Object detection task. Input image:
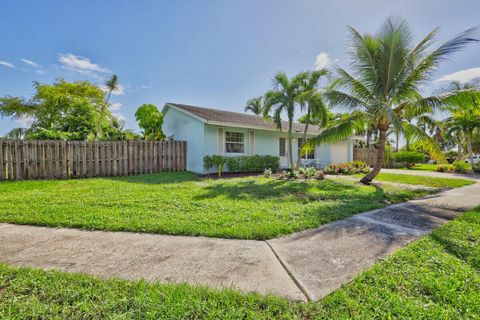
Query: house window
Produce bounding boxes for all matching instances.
[279,138,286,157]
[298,138,314,159]
[225,131,244,153]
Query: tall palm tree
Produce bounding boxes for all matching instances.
[309,17,479,184]
[96,74,119,140]
[296,69,330,168]
[263,72,307,170]
[244,97,263,115]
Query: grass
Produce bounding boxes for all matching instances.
[399,163,472,172]
[1,206,479,319]
[353,172,474,188]
[0,171,436,240]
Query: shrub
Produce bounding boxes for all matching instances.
[203,155,227,177]
[452,161,468,174]
[393,151,425,168]
[472,162,480,173]
[315,170,326,180]
[436,165,452,172]
[324,161,370,175]
[263,168,272,178]
[225,155,280,173]
[303,167,317,179]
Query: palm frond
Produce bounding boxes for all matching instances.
[403,122,444,160]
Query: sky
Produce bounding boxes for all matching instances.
[1,0,480,135]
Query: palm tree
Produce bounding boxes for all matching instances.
[296,69,330,168]
[96,74,119,140]
[309,17,479,184]
[263,72,308,170]
[244,97,263,115]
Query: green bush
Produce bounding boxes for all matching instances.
[203,155,227,177]
[324,161,370,175]
[452,161,468,174]
[473,162,480,173]
[393,151,425,168]
[206,155,280,175]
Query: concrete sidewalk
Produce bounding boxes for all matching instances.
[1,178,479,301]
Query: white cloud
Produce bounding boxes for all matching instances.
[314,52,331,70]
[20,58,41,68]
[0,60,15,68]
[435,67,480,84]
[140,84,152,89]
[110,102,122,111]
[21,58,47,75]
[58,53,110,78]
[101,84,125,96]
[113,112,126,122]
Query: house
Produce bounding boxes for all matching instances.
[162,103,353,173]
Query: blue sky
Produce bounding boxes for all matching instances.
[1,0,479,135]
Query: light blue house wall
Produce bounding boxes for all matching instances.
[163,104,354,174]
[162,107,205,173]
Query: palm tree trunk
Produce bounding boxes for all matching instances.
[466,132,474,169]
[395,131,399,152]
[456,137,463,161]
[288,118,294,170]
[366,129,371,148]
[96,91,112,140]
[296,111,310,169]
[360,129,387,184]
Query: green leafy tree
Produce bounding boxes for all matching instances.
[309,17,479,183]
[0,79,129,141]
[244,97,263,115]
[135,104,165,141]
[263,72,308,170]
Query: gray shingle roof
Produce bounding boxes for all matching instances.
[167,103,321,134]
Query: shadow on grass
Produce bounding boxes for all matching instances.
[430,218,480,270]
[107,171,199,184]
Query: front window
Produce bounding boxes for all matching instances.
[298,138,314,159]
[225,131,244,153]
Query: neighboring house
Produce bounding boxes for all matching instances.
[162,103,353,173]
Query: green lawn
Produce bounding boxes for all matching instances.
[0,171,437,240]
[399,163,472,172]
[353,172,474,188]
[1,206,479,319]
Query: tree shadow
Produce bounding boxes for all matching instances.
[107,171,199,185]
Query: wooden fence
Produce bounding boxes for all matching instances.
[0,140,187,181]
[353,147,378,166]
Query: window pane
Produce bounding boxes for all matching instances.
[279,138,286,157]
[298,138,314,159]
[226,143,244,153]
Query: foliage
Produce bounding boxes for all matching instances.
[263,168,272,178]
[203,155,227,176]
[263,72,308,170]
[97,74,119,140]
[444,150,458,161]
[224,155,280,173]
[436,164,453,172]
[309,17,479,183]
[393,151,425,168]
[244,96,263,115]
[135,104,165,141]
[4,127,27,139]
[383,145,394,167]
[453,161,469,173]
[0,172,436,240]
[0,79,129,141]
[325,161,370,175]
[473,162,480,173]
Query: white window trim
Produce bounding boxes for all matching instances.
[225,130,245,155]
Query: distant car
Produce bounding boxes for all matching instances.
[465,155,480,164]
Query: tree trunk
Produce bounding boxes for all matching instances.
[466,132,474,170]
[360,129,387,184]
[288,118,294,171]
[366,129,371,148]
[96,91,112,140]
[395,131,399,152]
[296,111,310,169]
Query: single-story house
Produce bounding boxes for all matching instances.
[162,103,353,173]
